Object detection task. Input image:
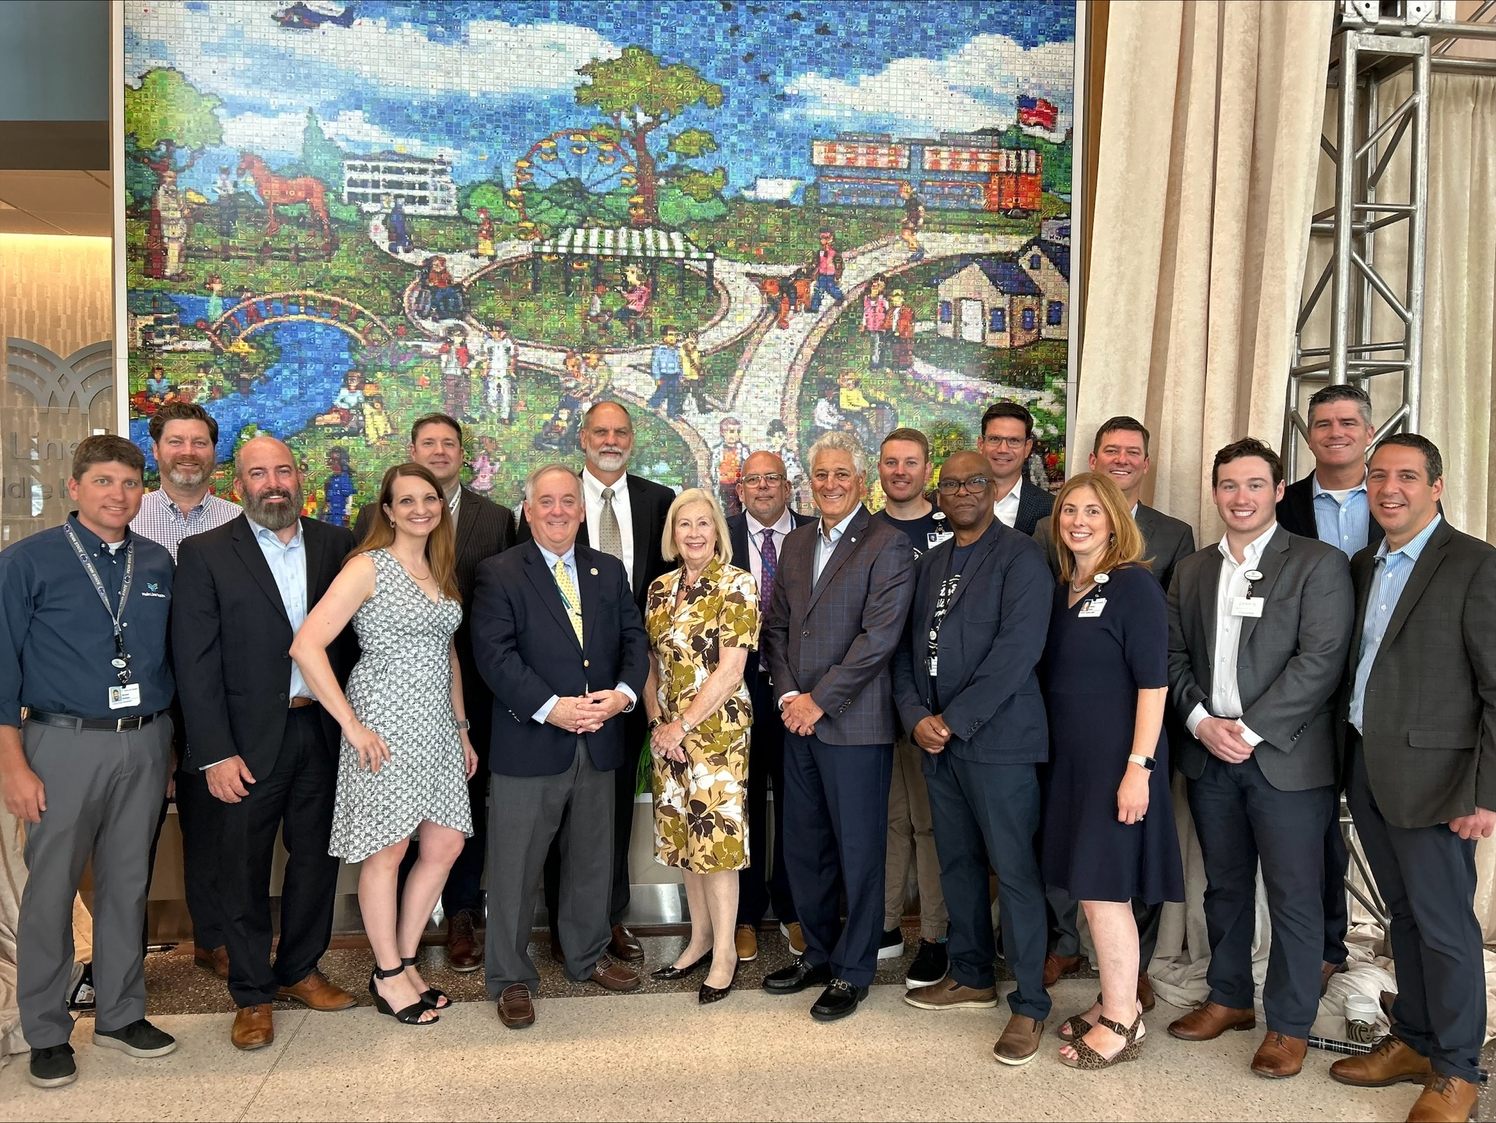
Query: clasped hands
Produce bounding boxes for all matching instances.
[1196,716,1255,764]
[547,690,630,735]
[781,693,825,737]
[912,714,950,754]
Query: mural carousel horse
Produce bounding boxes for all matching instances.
[236,151,336,250]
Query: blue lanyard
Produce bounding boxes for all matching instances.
[63,523,135,685]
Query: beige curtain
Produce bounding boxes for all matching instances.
[1078,0,1334,535]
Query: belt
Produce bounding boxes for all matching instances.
[27,709,161,733]
[289,697,317,709]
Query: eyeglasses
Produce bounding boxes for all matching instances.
[936,476,993,494]
[741,473,785,487]
[982,435,1029,450]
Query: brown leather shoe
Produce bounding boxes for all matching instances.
[447,912,482,973]
[1043,953,1081,988]
[1168,1001,1256,1041]
[1251,1030,1307,1079]
[735,925,759,963]
[194,944,229,979]
[1137,972,1155,1013]
[587,953,641,992]
[496,983,534,1029]
[1320,959,1347,996]
[1330,1035,1434,1088]
[276,969,356,1011]
[608,924,644,962]
[905,978,998,1010]
[549,932,565,965]
[231,1004,274,1051]
[993,1014,1044,1065]
[781,921,807,955]
[1407,1074,1478,1123]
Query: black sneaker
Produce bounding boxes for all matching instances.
[93,1019,177,1058]
[877,927,904,961]
[905,939,950,989]
[28,1044,76,1088]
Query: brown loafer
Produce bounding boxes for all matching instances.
[588,953,641,992]
[1137,972,1155,1013]
[194,944,229,979]
[1168,1001,1256,1041]
[1330,1035,1433,1087]
[1250,1030,1307,1079]
[496,983,534,1029]
[735,925,759,963]
[905,979,998,1010]
[1408,1074,1478,1123]
[1320,959,1347,996]
[1043,953,1081,988]
[608,924,644,962]
[993,1014,1044,1066]
[276,969,356,1011]
[447,912,483,973]
[231,1003,274,1051]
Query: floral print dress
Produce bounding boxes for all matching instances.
[645,559,760,872]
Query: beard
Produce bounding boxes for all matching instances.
[589,447,628,473]
[164,459,209,488]
[243,485,303,531]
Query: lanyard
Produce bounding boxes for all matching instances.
[63,522,135,685]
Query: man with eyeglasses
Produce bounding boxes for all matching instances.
[726,451,814,963]
[979,402,1053,536]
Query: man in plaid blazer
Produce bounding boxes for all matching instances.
[761,431,915,1023]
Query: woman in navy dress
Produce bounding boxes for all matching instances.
[1040,471,1184,1069]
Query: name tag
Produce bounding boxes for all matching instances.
[927,656,938,678]
[927,530,953,550]
[1078,598,1107,618]
[1231,596,1264,618]
[109,683,142,709]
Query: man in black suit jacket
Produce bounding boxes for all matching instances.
[891,451,1054,1065]
[980,401,1053,536]
[726,450,813,960]
[1328,435,1496,1122]
[472,464,650,1028]
[518,401,673,963]
[172,437,359,1050]
[354,413,514,971]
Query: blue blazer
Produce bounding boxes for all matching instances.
[470,539,649,777]
[892,518,1052,765]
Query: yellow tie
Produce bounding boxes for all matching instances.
[553,559,583,644]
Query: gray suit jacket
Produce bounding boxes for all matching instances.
[1167,526,1354,791]
[1035,502,1196,592]
[762,506,914,745]
[1347,519,1496,829]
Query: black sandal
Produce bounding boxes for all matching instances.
[368,963,439,1025]
[401,956,451,1009]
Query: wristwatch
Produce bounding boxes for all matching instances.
[1127,753,1156,771]
[680,718,694,735]
[456,719,471,731]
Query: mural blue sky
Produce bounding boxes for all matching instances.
[124,0,1075,195]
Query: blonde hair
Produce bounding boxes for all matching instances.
[348,463,461,602]
[1050,471,1149,585]
[661,488,732,567]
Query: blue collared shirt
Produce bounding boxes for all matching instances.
[814,505,862,584]
[0,515,175,724]
[246,516,313,701]
[1350,515,1442,732]
[1311,472,1372,559]
[531,541,635,724]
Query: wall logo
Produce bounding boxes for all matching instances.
[6,339,115,411]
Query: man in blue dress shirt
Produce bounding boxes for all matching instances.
[0,436,178,1089]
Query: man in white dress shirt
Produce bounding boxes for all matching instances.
[979,402,1053,536]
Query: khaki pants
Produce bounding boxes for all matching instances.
[884,736,947,938]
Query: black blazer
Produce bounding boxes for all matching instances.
[1278,472,1385,550]
[1346,519,1496,828]
[1013,479,1055,538]
[727,509,813,679]
[470,540,650,777]
[892,519,1052,765]
[1035,501,1196,592]
[172,515,357,774]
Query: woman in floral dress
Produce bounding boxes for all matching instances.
[643,489,760,1003]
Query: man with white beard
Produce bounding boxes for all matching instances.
[132,403,240,978]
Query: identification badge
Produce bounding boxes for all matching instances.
[927,530,953,550]
[108,683,142,709]
[1078,598,1107,618]
[1231,596,1264,618]
[927,656,938,678]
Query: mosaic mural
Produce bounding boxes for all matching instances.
[121,0,1076,521]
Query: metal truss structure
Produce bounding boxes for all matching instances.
[1285,0,1496,476]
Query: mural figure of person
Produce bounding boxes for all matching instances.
[314,369,367,433]
[766,419,811,514]
[476,207,496,258]
[862,276,891,369]
[205,275,226,323]
[438,326,474,419]
[213,165,237,242]
[680,333,709,414]
[423,256,465,321]
[812,381,848,439]
[890,288,916,371]
[711,417,751,517]
[898,182,926,262]
[648,326,685,420]
[613,265,652,341]
[322,447,354,527]
[387,196,411,253]
[483,322,517,424]
[807,228,845,312]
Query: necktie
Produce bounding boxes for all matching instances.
[599,487,625,562]
[552,559,583,644]
[759,528,777,613]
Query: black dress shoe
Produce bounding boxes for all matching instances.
[763,959,832,994]
[810,978,869,1022]
[651,951,712,981]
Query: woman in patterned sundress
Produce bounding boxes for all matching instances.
[643,489,760,1002]
[292,463,477,1026]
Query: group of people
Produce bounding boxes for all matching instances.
[0,386,1490,1123]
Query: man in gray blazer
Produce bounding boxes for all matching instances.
[1327,435,1495,1123]
[761,431,914,1023]
[1165,439,1353,1080]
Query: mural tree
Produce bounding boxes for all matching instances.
[124,68,224,208]
[575,46,727,228]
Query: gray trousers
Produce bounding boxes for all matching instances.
[485,739,614,997]
[19,717,172,1047]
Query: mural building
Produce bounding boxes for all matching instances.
[122,0,1077,519]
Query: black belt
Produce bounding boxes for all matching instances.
[27,709,162,733]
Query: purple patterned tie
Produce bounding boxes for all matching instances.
[760,528,777,613]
